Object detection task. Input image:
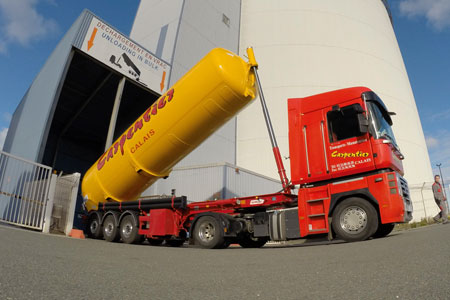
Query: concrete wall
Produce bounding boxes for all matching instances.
[238,0,432,184]
[237,0,433,221]
[130,0,184,64]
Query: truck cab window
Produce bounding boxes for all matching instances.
[327,105,363,142]
[367,102,398,146]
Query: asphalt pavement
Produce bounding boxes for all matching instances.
[0,223,449,300]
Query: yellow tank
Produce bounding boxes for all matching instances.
[82,48,256,211]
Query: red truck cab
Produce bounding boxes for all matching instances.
[288,87,412,241]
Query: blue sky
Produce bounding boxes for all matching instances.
[0,0,449,182]
[393,0,450,183]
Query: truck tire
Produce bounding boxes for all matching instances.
[87,213,103,239]
[193,216,225,249]
[373,223,395,238]
[119,215,142,244]
[331,197,378,242]
[103,215,120,242]
[238,235,268,248]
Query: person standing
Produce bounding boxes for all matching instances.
[432,175,448,224]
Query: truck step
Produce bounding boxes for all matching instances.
[308,213,325,217]
[298,185,331,238]
[306,198,327,203]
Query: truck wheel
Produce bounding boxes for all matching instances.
[148,239,164,246]
[373,223,395,238]
[193,216,224,249]
[103,215,120,242]
[238,235,268,248]
[119,215,142,244]
[166,239,185,247]
[87,214,103,239]
[332,197,378,242]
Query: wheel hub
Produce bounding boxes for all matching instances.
[90,220,98,233]
[340,206,368,234]
[105,223,114,236]
[198,222,215,242]
[121,222,133,239]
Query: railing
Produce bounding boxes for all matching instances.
[409,181,449,221]
[0,150,53,230]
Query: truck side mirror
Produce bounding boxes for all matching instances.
[357,114,369,134]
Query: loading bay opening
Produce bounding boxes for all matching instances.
[42,49,160,175]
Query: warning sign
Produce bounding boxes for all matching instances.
[79,17,170,93]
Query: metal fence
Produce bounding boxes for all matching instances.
[0,150,53,230]
[409,182,449,221]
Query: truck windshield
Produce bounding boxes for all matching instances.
[367,102,397,145]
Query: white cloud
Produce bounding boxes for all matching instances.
[425,136,439,148]
[399,0,450,30]
[0,127,8,150]
[0,0,58,53]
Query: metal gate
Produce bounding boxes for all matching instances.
[0,150,53,230]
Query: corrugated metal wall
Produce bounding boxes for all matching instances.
[130,0,242,168]
[224,164,283,198]
[142,162,282,203]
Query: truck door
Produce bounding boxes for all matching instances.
[326,103,375,178]
[301,110,332,182]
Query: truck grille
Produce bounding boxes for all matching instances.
[398,175,413,221]
[398,176,410,202]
